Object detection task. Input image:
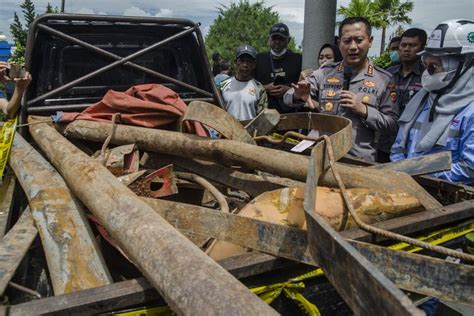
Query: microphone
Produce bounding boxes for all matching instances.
[343,66,352,91]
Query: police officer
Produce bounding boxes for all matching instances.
[377,28,427,162]
[391,19,474,185]
[284,17,399,162]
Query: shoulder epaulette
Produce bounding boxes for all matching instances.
[373,64,393,79]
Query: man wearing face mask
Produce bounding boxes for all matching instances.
[255,23,302,113]
[377,28,427,162]
[387,36,401,67]
[391,19,474,185]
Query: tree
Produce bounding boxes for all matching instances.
[337,0,413,55]
[9,1,58,64]
[205,0,298,63]
[376,0,413,54]
[337,0,385,28]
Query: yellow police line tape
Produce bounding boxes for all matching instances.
[111,220,474,316]
[0,116,17,179]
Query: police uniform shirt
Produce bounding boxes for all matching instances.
[284,60,400,162]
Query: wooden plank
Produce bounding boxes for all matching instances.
[0,208,37,296]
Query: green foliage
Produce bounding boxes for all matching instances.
[205,1,298,62]
[337,0,385,28]
[9,1,57,64]
[46,3,60,13]
[371,51,391,68]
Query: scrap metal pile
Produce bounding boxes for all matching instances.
[1,101,473,315]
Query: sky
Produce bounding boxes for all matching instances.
[0,0,473,56]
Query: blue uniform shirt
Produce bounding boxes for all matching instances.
[391,100,474,184]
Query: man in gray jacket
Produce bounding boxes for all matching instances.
[284,17,399,162]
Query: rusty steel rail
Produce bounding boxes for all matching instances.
[141,197,474,306]
[28,118,277,315]
[57,114,442,211]
[9,134,112,295]
[304,142,422,315]
[0,208,37,296]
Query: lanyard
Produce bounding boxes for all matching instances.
[397,71,415,109]
[269,52,276,76]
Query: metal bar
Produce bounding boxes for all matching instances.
[26,98,217,114]
[303,144,422,315]
[28,118,277,315]
[193,25,225,108]
[31,13,197,27]
[183,101,255,144]
[141,197,474,306]
[369,151,452,175]
[0,208,37,296]
[35,24,213,99]
[27,25,199,106]
[57,115,442,212]
[9,134,112,295]
[8,281,42,299]
[0,175,15,238]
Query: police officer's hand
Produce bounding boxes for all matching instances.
[291,82,318,110]
[340,91,368,118]
[298,69,313,81]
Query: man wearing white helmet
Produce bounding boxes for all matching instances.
[391,19,474,184]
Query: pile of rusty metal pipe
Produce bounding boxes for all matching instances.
[6,121,276,315]
[2,114,472,315]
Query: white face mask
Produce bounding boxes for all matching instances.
[271,48,287,57]
[421,69,453,92]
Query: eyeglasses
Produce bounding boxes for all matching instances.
[425,63,443,75]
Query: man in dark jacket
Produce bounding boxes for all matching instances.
[255,23,302,113]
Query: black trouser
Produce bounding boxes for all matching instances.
[376,149,391,163]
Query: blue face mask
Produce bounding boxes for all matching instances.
[389,50,400,63]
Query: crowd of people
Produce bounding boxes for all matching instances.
[1,17,472,188]
[213,17,473,185]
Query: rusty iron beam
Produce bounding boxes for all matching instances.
[369,151,451,175]
[141,197,474,306]
[0,175,15,238]
[183,101,256,144]
[144,154,302,198]
[28,118,277,315]
[0,208,37,296]
[9,134,112,295]
[304,144,422,315]
[56,116,441,211]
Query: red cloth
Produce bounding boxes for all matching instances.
[60,84,207,136]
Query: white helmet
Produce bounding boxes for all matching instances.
[421,19,474,56]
